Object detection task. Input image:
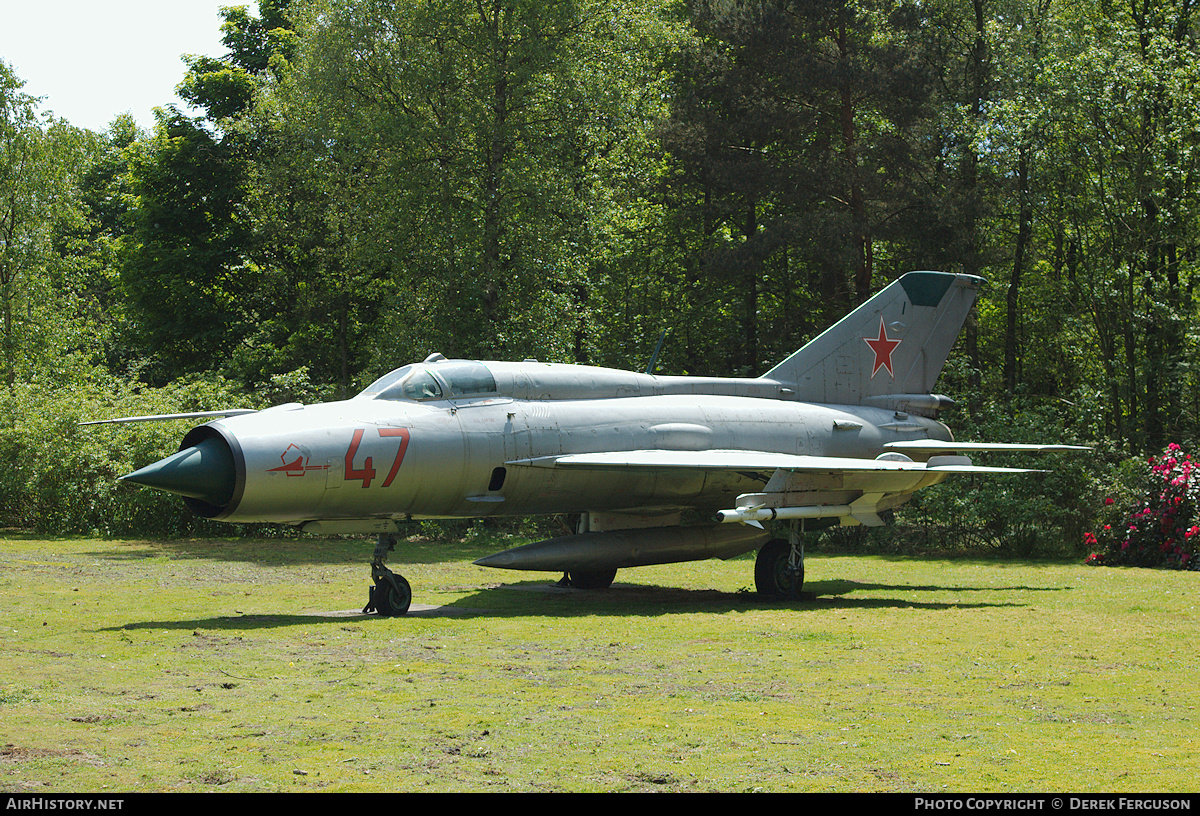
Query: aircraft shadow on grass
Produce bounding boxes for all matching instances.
[101,577,1066,632]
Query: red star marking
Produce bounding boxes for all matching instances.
[864,316,901,379]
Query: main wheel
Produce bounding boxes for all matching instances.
[373,573,412,616]
[567,568,617,590]
[754,538,804,599]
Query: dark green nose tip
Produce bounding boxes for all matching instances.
[120,436,235,508]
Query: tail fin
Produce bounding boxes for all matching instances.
[762,271,983,405]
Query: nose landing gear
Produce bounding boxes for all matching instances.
[363,534,412,616]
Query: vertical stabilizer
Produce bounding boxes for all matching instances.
[762,271,983,405]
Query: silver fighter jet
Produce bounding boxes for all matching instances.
[100,271,1085,615]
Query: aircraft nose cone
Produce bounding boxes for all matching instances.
[120,436,236,507]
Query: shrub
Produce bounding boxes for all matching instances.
[851,399,1107,558]
[1084,443,1200,570]
[0,376,263,537]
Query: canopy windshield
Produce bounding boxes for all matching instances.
[359,366,442,401]
[359,361,496,401]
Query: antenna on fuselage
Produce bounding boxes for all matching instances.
[645,330,668,375]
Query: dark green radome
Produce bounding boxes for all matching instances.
[120,437,235,508]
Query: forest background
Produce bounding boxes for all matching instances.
[0,0,1194,555]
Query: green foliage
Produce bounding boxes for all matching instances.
[1,62,110,388]
[0,377,260,536]
[177,56,257,121]
[868,400,1115,557]
[120,110,256,383]
[652,0,939,374]
[221,0,297,74]
[268,0,686,380]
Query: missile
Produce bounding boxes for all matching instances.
[474,524,770,572]
[714,504,853,524]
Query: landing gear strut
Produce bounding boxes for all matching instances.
[755,521,805,599]
[363,534,412,616]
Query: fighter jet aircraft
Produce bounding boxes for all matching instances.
[96,271,1085,615]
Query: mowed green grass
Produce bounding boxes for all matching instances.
[0,532,1196,792]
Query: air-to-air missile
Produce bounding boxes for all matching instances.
[91,271,1086,615]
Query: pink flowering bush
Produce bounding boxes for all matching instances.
[1085,443,1199,570]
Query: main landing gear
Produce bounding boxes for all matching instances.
[363,534,412,617]
[554,513,619,590]
[755,521,806,600]
[559,568,618,590]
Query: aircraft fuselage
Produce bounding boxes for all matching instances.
[178,384,952,527]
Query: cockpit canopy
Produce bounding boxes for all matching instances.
[359,360,497,402]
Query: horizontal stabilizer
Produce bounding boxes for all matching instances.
[884,440,1090,454]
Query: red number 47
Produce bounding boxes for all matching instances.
[344,428,410,488]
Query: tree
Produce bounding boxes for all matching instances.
[1030,0,1200,447]
[177,0,297,122]
[655,0,936,375]
[0,59,45,386]
[119,110,255,382]
[0,60,107,387]
[260,0,682,386]
[119,2,297,386]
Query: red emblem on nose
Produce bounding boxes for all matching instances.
[864,316,901,379]
[268,444,328,476]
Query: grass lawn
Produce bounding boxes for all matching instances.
[1,531,1196,792]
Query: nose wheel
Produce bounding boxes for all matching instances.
[363,535,412,616]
